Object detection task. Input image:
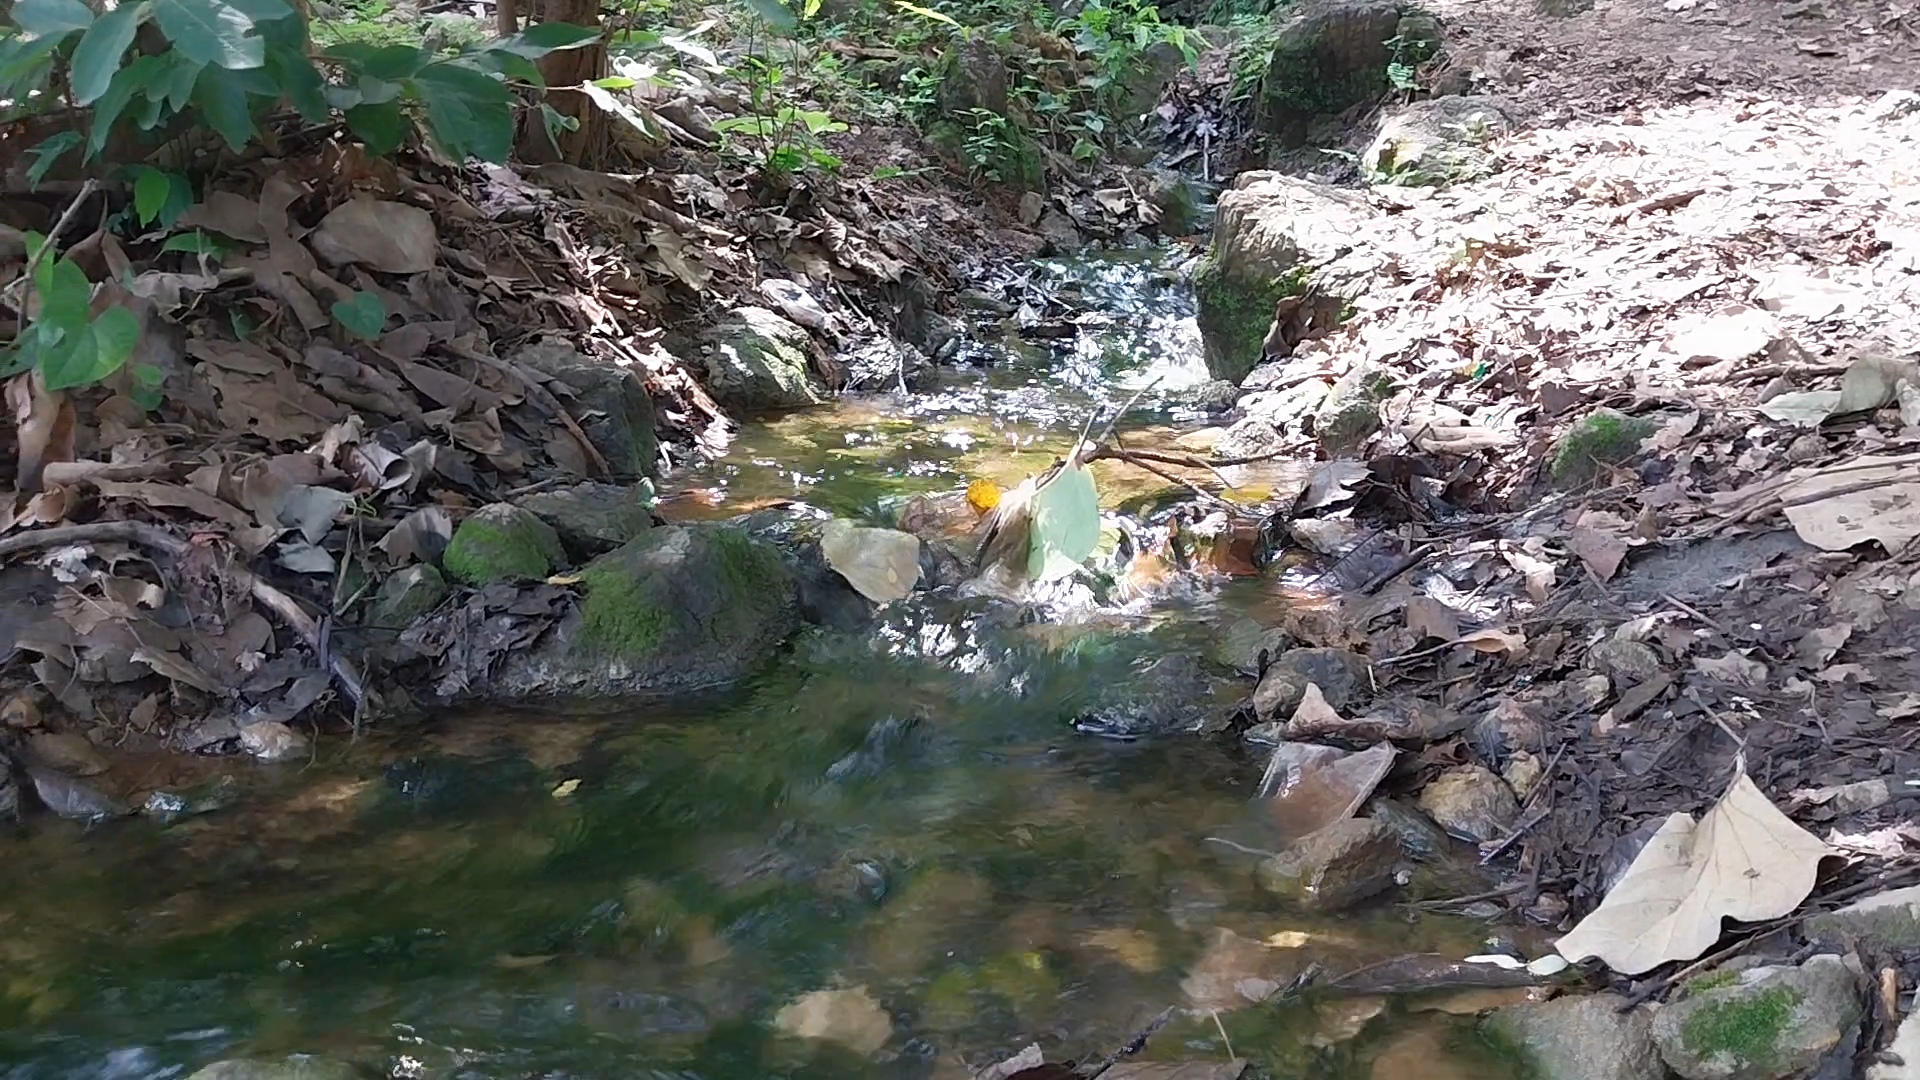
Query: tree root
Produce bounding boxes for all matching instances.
[0,521,371,712]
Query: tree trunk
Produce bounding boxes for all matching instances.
[514,0,609,166]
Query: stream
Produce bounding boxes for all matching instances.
[0,250,1523,1080]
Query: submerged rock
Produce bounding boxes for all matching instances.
[1485,993,1665,1080]
[443,504,567,586]
[490,526,799,699]
[1251,647,1375,720]
[239,720,307,762]
[514,481,655,556]
[184,1057,365,1080]
[27,765,128,821]
[825,714,928,783]
[1074,653,1231,739]
[513,339,660,480]
[1257,816,1400,912]
[1650,956,1863,1080]
[698,306,823,410]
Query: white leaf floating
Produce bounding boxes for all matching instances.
[1027,460,1101,582]
[819,520,921,604]
[1555,769,1831,975]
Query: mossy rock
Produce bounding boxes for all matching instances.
[443,504,566,585]
[1194,254,1301,384]
[1650,957,1862,1080]
[1255,0,1403,141]
[1364,96,1514,189]
[490,525,800,700]
[1550,408,1658,486]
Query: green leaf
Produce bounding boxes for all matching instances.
[41,308,142,391]
[582,81,661,141]
[12,0,94,38]
[538,102,578,140]
[591,75,637,89]
[70,1,147,105]
[411,62,512,162]
[157,51,205,112]
[151,0,269,69]
[741,0,797,32]
[133,166,170,224]
[160,230,227,257]
[189,64,259,149]
[264,40,328,120]
[88,52,168,157]
[129,363,165,410]
[891,0,960,26]
[35,258,93,332]
[344,101,407,155]
[1027,461,1100,582]
[491,21,599,57]
[330,290,387,339]
[324,41,428,81]
[23,132,81,191]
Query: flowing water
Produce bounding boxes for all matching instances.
[0,250,1526,1080]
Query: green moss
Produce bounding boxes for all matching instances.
[1259,41,1388,127]
[1686,970,1740,995]
[1550,408,1659,486]
[1681,986,1800,1072]
[709,527,787,598]
[1195,256,1306,383]
[577,558,670,658]
[443,508,565,585]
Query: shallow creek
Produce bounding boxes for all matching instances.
[0,251,1524,1080]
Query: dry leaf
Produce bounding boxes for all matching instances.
[819,520,921,603]
[1453,628,1527,656]
[1798,624,1853,668]
[1568,515,1631,582]
[8,370,76,493]
[1555,769,1831,974]
[772,986,891,1054]
[309,198,439,274]
[1694,650,1768,688]
[1405,595,1460,641]
[1501,546,1556,601]
[379,506,454,565]
[1258,739,1396,837]
[1665,304,1782,364]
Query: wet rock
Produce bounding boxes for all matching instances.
[490,526,799,700]
[239,720,307,762]
[1145,168,1202,236]
[826,715,928,783]
[698,306,823,410]
[1195,174,1373,382]
[1551,408,1657,486]
[27,764,129,821]
[141,775,240,824]
[1586,638,1662,684]
[1075,653,1230,739]
[1254,0,1403,141]
[1038,208,1082,254]
[513,339,660,480]
[1650,955,1862,1080]
[1216,379,1331,458]
[184,1057,365,1080]
[1418,765,1519,844]
[3,691,42,727]
[1256,816,1400,912]
[1251,647,1374,720]
[443,503,566,586]
[1367,796,1457,861]
[1174,379,1243,415]
[1210,617,1296,675]
[1806,884,1920,947]
[27,731,108,776]
[1485,993,1665,1080]
[514,482,655,556]
[1364,96,1515,188]
[370,564,450,629]
[840,337,931,391]
[1314,363,1392,454]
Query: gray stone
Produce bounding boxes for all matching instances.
[1257,817,1401,912]
[1314,363,1392,454]
[1251,647,1374,720]
[1367,797,1457,862]
[442,503,566,586]
[239,721,307,763]
[1209,617,1296,675]
[937,37,1009,118]
[371,564,449,629]
[1037,208,1082,254]
[185,1058,365,1080]
[1418,765,1519,844]
[1364,96,1516,188]
[1074,654,1232,739]
[513,339,660,480]
[1194,174,1374,382]
[515,482,655,556]
[1870,1005,1920,1079]
[1255,0,1402,140]
[490,526,799,700]
[1144,168,1202,237]
[1486,993,1666,1080]
[1216,379,1330,458]
[1650,956,1863,1080]
[698,307,823,410]
[1806,884,1920,947]
[1587,638,1662,684]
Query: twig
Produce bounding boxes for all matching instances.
[0,522,370,711]
[1088,443,1248,516]
[1609,186,1705,222]
[6,178,100,338]
[1661,592,1731,638]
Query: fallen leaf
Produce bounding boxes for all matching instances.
[1405,595,1460,641]
[820,520,921,603]
[1694,650,1768,688]
[1258,738,1397,837]
[1298,460,1370,512]
[8,370,76,493]
[1666,305,1781,364]
[379,506,453,565]
[1453,628,1527,657]
[1569,515,1631,581]
[1555,769,1831,974]
[1028,460,1100,583]
[1798,624,1853,667]
[91,480,255,531]
[772,986,892,1054]
[1501,546,1556,601]
[309,198,439,274]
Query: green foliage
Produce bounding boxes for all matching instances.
[715,0,849,176]
[955,106,1038,186]
[0,234,143,391]
[1550,408,1657,486]
[330,290,389,339]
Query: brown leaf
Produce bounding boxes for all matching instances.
[1405,595,1460,641]
[1569,521,1630,582]
[130,646,220,693]
[1798,624,1853,668]
[378,506,453,564]
[8,370,76,493]
[1454,628,1527,657]
[1694,650,1768,688]
[179,191,268,243]
[309,198,439,274]
[91,480,255,530]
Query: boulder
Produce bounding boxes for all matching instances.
[1806,884,1920,948]
[1145,168,1203,237]
[1254,0,1403,141]
[185,1059,365,1080]
[370,564,449,629]
[1251,647,1375,720]
[937,37,1010,118]
[697,307,823,410]
[512,339,660,480]
[1650,956,1863,1080]
[1257,817,1401,912]
[514,482,655,556]
[1314,362,1394,454]
[490,526,799,699]
[1485,993,1666,1080]
[1215,379,1330,459]
[1418,765,1520,844]
[1074,653,1233,739]
[1364,95,1516,188]
[443,503,566,586]
[1194,174,1374,383]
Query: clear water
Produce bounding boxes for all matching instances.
[0,251,1525,1080]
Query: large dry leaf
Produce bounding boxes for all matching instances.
[772,986,891,1054]
[309,198,438,274]
[1762,454,1920,551]
[1555,770,1831,974]
[8,370,76,493]
[819,520,921,603]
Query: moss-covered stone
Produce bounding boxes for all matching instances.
[578,559,671,658]
[1651,957,1863,1080]
[1195,255,1301,384]
[1254,0,1402,141]
[1364,96,1514,190]
[1680,987,1799,1074]
[443,504,566,585]
[1550,408,1659,486]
